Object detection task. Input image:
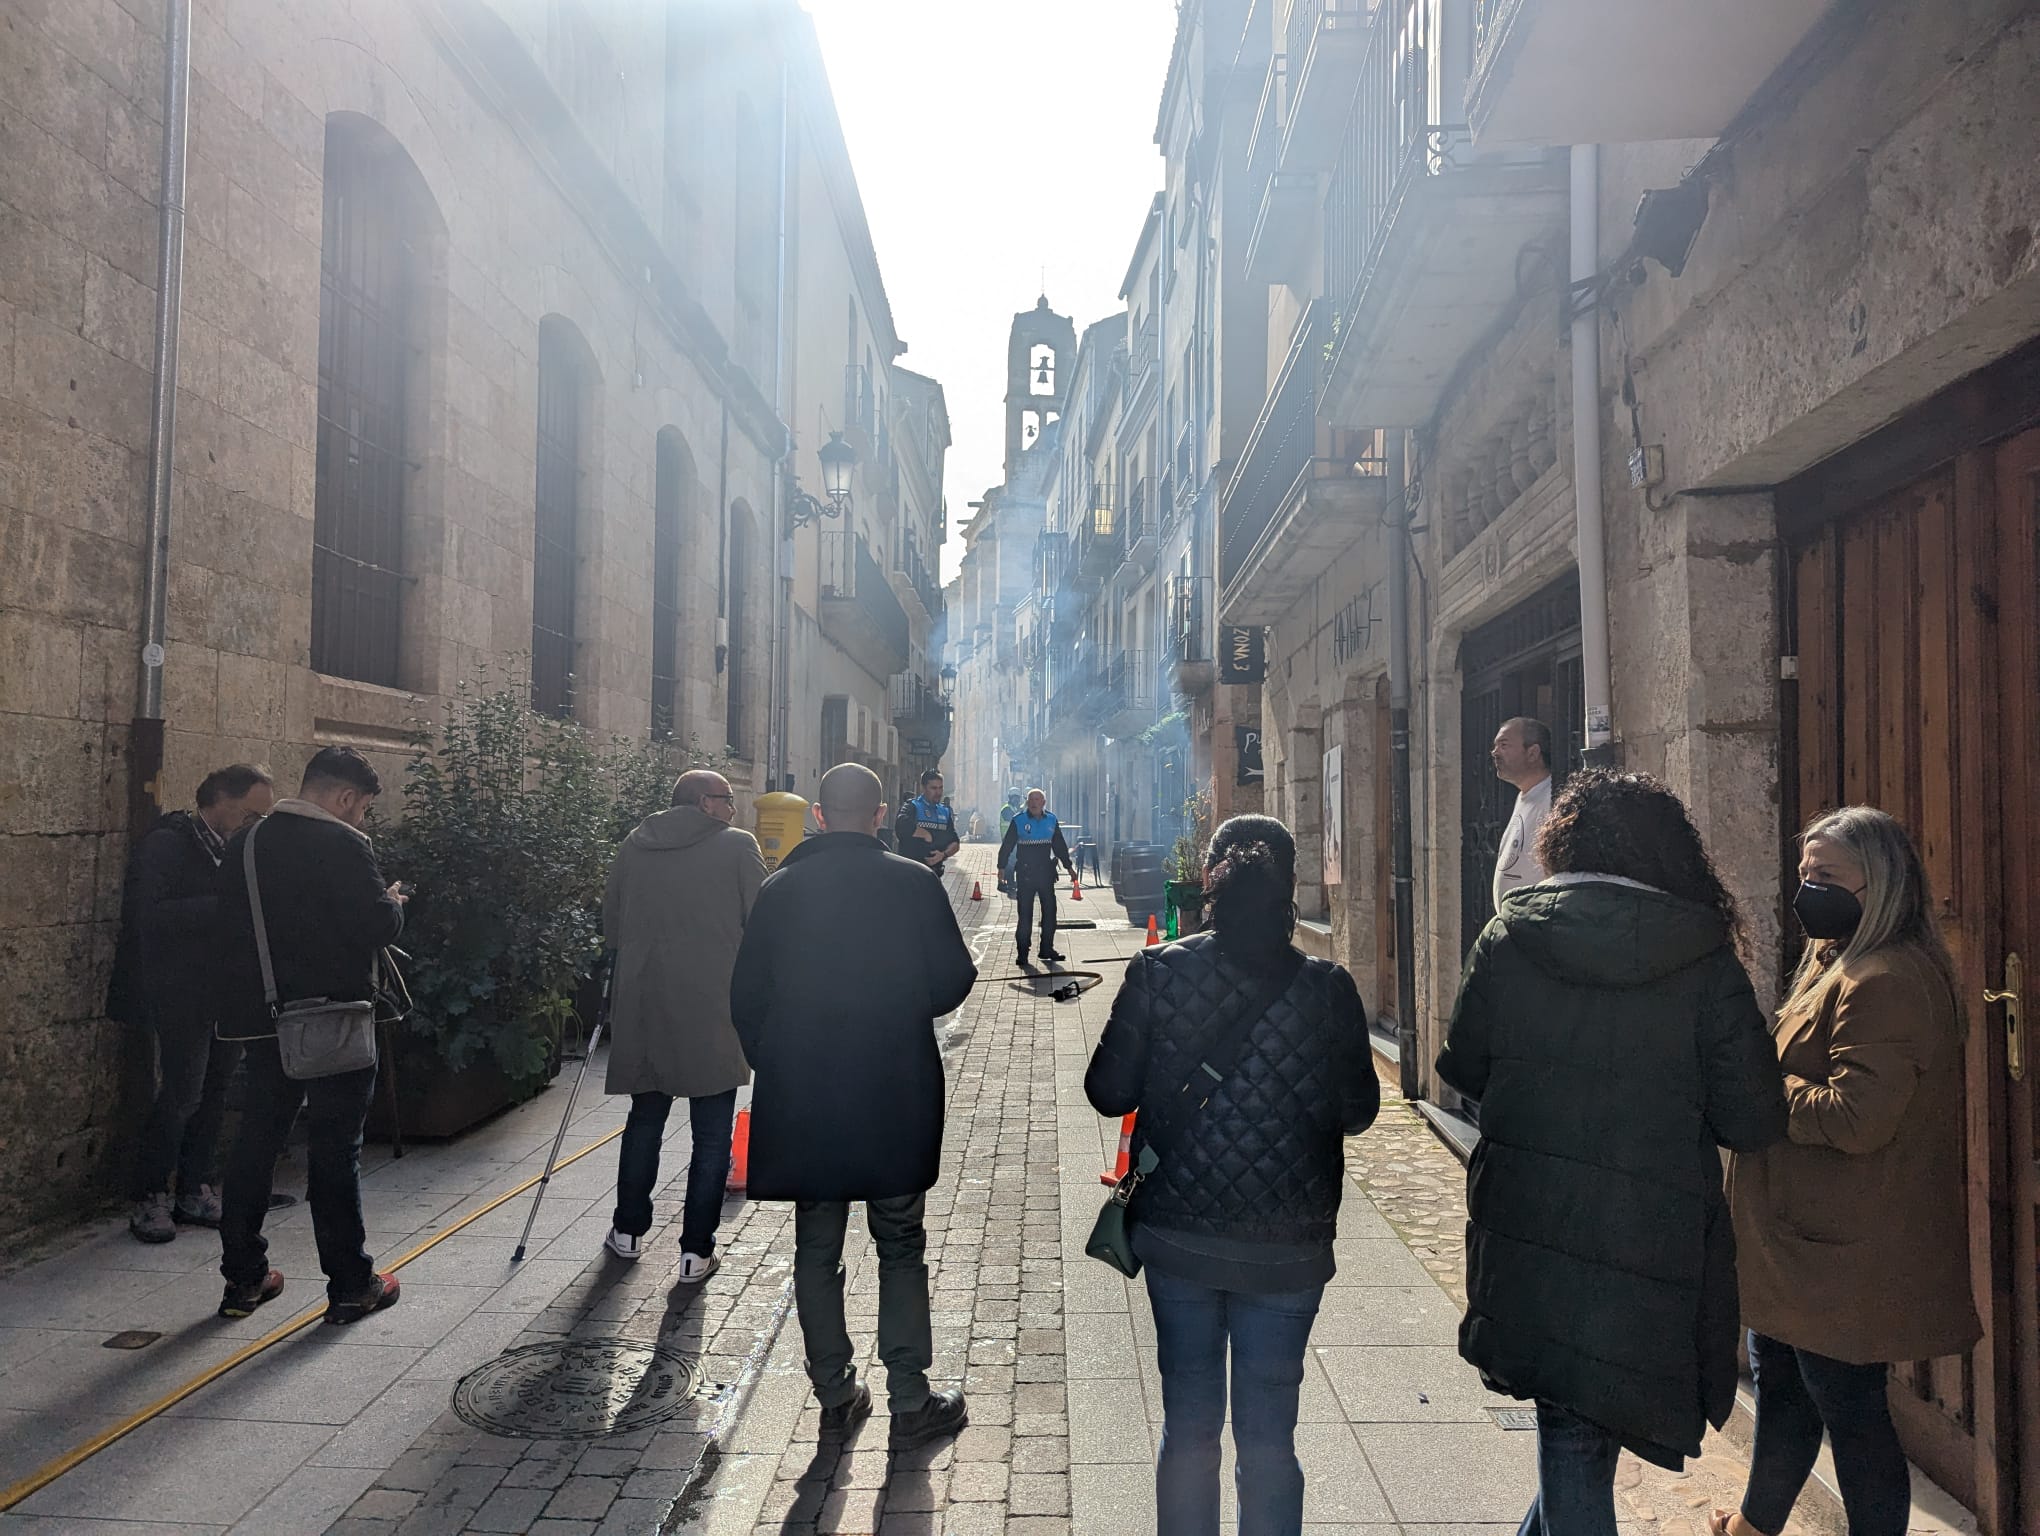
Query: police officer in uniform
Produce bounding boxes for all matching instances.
[894,769,960,872]
[997,788,1075,967]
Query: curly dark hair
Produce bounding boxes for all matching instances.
[1534,770,1743,946]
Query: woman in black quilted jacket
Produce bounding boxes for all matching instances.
[1085,815,1379,1536]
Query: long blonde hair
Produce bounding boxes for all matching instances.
[1786,806,1962,1026]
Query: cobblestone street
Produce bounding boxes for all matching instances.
[0,846,1966,1535]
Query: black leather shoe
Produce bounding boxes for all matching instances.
[1016,952,1032,968]
[1039,947,1067,963]
[820,1382,873,1439]
[888,1388,968,1452]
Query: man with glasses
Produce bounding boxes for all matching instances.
[601,769,766,1282]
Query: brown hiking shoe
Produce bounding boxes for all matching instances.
[219,1269,285,1319]
[325,1271,401,1326]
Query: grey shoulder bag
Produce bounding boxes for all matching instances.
[1085,949,1304,1276]
[245,818,378,1081]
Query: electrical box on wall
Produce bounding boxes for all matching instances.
[1628,445,1665,491]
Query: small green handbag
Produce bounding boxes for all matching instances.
[1084,1146,1159,1277]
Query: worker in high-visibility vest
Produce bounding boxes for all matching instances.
[893,768,960,872]
[997,788,1075,967]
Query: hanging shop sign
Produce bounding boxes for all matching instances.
[1235,725,1264,786]
[1218,627,1266,684]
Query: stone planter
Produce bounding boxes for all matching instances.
[366,1032,557,1142]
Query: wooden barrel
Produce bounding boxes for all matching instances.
[1117,847,1166,926]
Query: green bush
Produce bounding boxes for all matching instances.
[379,677,727,1091]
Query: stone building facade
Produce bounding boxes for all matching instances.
[0,0,936,1239]
[1221,0,2040,1521]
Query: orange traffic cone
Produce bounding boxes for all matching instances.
[727,1108,751,1192]
[1145,914,1161,946]
[1072,873,1083,901]
[1099,1113,1137,1186]
[971,880,984,901]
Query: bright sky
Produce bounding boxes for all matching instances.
[801,0,1179,582]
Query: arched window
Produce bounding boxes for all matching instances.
[311,116,432,685]
[532,317,588,718]
[651,430,689,739]
[726,503,754,756]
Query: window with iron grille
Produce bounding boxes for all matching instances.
[532,322,583,718]
[311,122,417,686]
[651,433,686,739]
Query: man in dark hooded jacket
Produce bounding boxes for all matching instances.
[731,763,977,1452]
[111,763,274,1243]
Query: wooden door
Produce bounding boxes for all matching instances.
[1788,422,2040,1533]
[1997,427,2040,1536]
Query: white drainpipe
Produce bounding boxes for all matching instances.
[1570,143,1613,761]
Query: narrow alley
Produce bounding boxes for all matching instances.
[0,848,1961,1534]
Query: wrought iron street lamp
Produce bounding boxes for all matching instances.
[787,431,858,530]
[939,663,957,701]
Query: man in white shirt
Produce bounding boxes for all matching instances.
[1490,716,1554,912]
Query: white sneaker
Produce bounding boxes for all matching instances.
[678,1251,719,1284]
[603,1228,642,1262]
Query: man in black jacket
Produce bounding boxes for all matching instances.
[731,764,977,1451]
[112,764,275,1243]
[213,747,407,1323]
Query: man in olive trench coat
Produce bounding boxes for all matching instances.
[601,770,766,1281]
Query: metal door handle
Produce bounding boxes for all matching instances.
[1986,952,2023,1082]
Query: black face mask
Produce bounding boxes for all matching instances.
[1793,881,1863,942]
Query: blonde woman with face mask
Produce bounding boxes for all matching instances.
[1715,807,1981,1536]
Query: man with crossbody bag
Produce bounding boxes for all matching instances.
[1083,816,1378,1536]
[213,747,407,1323]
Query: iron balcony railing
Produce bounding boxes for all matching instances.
[1324,0,1469,326]
[895,535,941,617]
[1119,476,1154,559]
[1035,529,1069,597]
[820,529,910,666]
[1220,302,1323,590]
[1124,318,1158,410]
[1166,574,1213,666]
[1288,0,1374,74]
[1103,649,1155,719]
[889,671,952,749]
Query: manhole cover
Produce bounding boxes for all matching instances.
[453,1339,705,1439]
[1487,1406,1538,1430]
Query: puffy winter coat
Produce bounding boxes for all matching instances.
[729,833,977,1201]
[1436,877,1787,1469]
[1084,933,1379,1246]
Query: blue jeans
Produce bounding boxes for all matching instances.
[219,1037,378,1300]
[1144,1267,1324,1536]
[1743,1332,1907,1536]
[1518,1401,1622,1536]
[612,1089,737,1255]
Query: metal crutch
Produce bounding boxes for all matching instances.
[511,953,614,1263]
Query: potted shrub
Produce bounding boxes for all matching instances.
[373,680,611,1138]
[1165,786,1214,937]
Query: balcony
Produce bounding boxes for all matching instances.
[1073,500,1119,590]
[892,536,942,621]
[889,671,952,758]
[1116,477,1158,580]
[1220,305,1389,625]
[1034,529,1069,601]
[1166,574,1215,697]
[1247,171,1320,287]
[1467,0,1831,148]
[1320,0,1566,429]
[1097,649,1156,737]
[1123,318,1158,419]
[1282,0,1372,173]
[819,531,910,682]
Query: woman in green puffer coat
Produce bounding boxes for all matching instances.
[1437,770,1788,1536]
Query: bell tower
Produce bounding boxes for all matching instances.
[1004,296,1076,481]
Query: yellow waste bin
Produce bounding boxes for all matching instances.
[754,791,810,871]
